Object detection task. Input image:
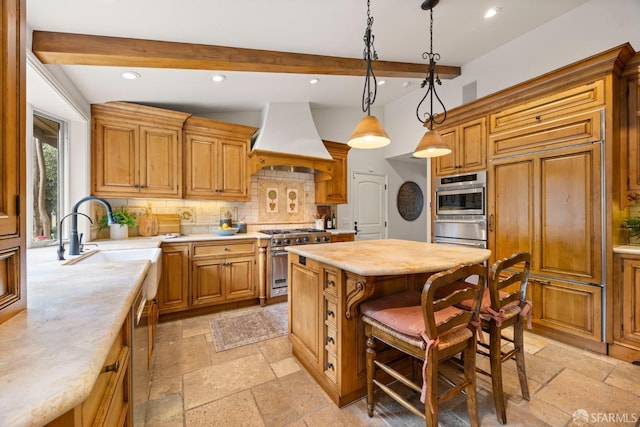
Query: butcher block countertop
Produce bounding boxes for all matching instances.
[286,239,491,276]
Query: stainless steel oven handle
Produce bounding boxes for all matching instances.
[434,219,485,224]
[271,250,288,257]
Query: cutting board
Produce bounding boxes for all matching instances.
[138,208,159,237]
[156,214,180,235]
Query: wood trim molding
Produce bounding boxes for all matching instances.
[32,31,461,80]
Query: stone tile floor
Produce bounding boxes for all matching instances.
[145,304,640,426]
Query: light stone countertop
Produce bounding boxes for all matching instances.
[613,245,640,255]
[0,246,150,427]
[286,239,491,276]
[0,233,269,427]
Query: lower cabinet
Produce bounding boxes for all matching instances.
[159,240,258,315]
[330,233,355,243]
[610,254,640,362]
[527,277,603,352]
[47,309,132,426]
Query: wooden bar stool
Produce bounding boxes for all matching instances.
[361,263,486,426]
[460,252,532,424]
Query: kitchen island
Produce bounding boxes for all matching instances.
[285,239,491,406]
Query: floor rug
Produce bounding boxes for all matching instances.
[210,302,288,351]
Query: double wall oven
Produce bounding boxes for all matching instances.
[433,171,487,248]
[260,229,332,298]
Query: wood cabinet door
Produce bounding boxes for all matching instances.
[139,125,181,197]
[628,80,640,192]
[619,258,640,347]
[191,258,225,306]
[459,118,486,171]
[225,255,255,300]
[217,138,249,200]
[537,144,602,284]
[315,141,350,204]
[488,156,535,266]
[158,244,189,314]
[92,119,139,194]
[434,126,457,176]
[184,131,218,198]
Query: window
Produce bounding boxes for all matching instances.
[32,113,65,244]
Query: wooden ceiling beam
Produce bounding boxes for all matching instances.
[32,31,461,80]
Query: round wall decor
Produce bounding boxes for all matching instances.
[397,181,424,221]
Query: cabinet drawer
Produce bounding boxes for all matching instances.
[489,80,604,134]
[83,330,128,426]
[325,299,337,326]
[324,351,337,384]
[192,241,255,257]
[529,277,602,342]
[324,270,338,297]
[325,324,337,354]
[489,110,602,158]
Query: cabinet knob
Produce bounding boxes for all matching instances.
[104,360,120,373]
[326,362,334,370]
[326,336,334,344]
[327,280,335,286]
[326,309,334,317]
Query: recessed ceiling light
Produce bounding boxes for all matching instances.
[120,71,140,80]
[377,79,386,86]
[484,7,499,19]
[309,78,320,85]
[210,74,226,83]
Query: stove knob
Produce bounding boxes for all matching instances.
[284,238,291,245]
[274,239,282,246]
[296,238,302,244]
[303,236,310,243]
[314,236,321,243]
[323,236,330,242]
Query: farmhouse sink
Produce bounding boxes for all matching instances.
[69,248,162,301]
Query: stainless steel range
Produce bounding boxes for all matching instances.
[260,228,332,297]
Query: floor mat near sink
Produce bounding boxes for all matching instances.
[209,302,287,351]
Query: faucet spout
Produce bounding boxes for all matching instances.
[68,196,116,256]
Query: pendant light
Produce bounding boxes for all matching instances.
[348,0,390,149]
[413,3,451,158]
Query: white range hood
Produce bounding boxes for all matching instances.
[252,102,332,159]
[249,102,336,177]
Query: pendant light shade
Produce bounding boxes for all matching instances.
[348,115,390,149]
[412,129,451,158]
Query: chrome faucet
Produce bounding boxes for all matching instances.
[58,196,117,259]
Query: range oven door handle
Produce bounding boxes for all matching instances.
[271,250,288,258]
[434,218,485,225]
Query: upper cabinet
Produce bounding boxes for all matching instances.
[91,102,191,199]
[625,55,640,202]
[315,140,350,204]
[0,0,26,325]
[183,117,257,201]
[433,117,486,177]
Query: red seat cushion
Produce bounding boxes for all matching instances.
[360,290,464,338]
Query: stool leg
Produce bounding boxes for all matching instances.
[490,321,507,424]
[464,346,480,427]
[365,324,376,417]
[514,317,530,400]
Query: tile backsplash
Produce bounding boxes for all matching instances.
[90,169,326,239]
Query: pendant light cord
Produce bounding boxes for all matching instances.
[416,8,447,130]
[361,0,378,116]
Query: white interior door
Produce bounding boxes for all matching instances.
[352,171,387,240]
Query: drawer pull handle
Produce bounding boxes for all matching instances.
[104,360,120,373]
[327,309,334,317]
[326,362,334,370]
[327,336,334,344]
[536,279,550,285]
